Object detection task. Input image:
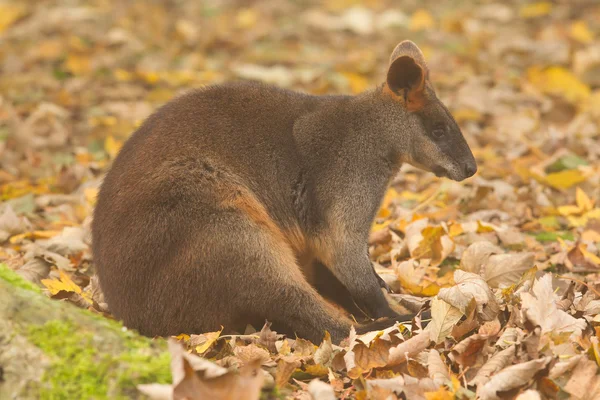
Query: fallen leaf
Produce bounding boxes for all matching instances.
[478,357,551,400]
[460,241,503,274]
[426,297,464,344]
[482,253,535,288]
[438,270,499,321]
[388,330,431,366]
[520,273,586,337]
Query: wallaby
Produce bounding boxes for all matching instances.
[92,40,477,344]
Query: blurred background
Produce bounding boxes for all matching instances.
[1,0,599,290]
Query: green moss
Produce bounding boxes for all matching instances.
[26,319,171,399]
[0,263,42,293]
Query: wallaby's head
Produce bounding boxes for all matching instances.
[378,40,477,182]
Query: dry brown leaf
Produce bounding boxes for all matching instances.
[233,344,272,366]
[258,321,279,353]
[469,345,516,387]
[191,328,223,355]
[0,205,30,242]
[307,379,336,400]
[460,241,503,273]
[427,349,450,387]
[482,253,535,288]
[344,335,393,378]
[313,331,334,366]
[388,330,431,366]
[520,273,586,337]
[450,334,487,367]
[427,296,464,344]
[515,390,542,400]
[564,357,600,399]
[16,258,51,284]
[275,355,301,388]
[478,357,551,400]
[438,270,499,321]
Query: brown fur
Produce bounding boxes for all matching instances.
[92,41,476,344]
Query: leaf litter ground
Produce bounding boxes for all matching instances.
[1,0,600,399]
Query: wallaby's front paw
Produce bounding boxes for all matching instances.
[359,290,401,320]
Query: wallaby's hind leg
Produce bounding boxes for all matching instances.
[195,206,351,343]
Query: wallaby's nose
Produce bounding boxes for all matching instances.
[463,162,477,178]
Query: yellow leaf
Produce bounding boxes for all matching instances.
[114,69,133,81]
[558,205,581,217]
[412,226,445,259]
[340,72,369,94]
[410,9,434,31]
[453,109,483,123]
[570,21,594,44]
[84,187,98,206]
[567,215,588,228]
[519,2,552,18]
[105,136,123,159]
[236,8,258,29]
[42,270,81,295]
[448,223,464,238]
[175,333,190,342]
[41,270,93,304]
[425,386,455,400]
[65,53,92,75]
[476,221,495,233]
[378,188,398,212]
[0,4,26,33]
[138,71,160,84]
[371,220,390,233]
[544,169,587,189]
[194,327,223,354]
[304,364,329,377]
[576,187,594,212]
[527,66,591,104]
[581,246,600,266]
[587,209,600,219]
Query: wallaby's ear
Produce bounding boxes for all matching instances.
[386,41,429,111]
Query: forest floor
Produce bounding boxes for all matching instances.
[1,0,600,399]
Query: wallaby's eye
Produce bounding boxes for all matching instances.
[432,127,445,139]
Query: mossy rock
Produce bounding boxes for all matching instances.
[0,264,171,399]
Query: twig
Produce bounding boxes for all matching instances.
[557,275,600,298]
[411,184,444,214]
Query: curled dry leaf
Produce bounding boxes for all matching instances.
[460,241,503,273]
[438,270,500,321]
[307,379,336,400]
[426,296,464,344]
[138,339,264,400]
[563,357,600,399]
[190,328,223,355]
[388,329,431,366]
[515,390,542,400]
[15,257,51,284]
[405,218,455,267]
[367,374,438,400]
[427,349,450,386]
[39,226,88,256]
[482,253,535,288]
[275,355,301,387]
[520,273,586,337]
[469,345,516,387]
[0,205,30,242]
[478,357,552,400]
